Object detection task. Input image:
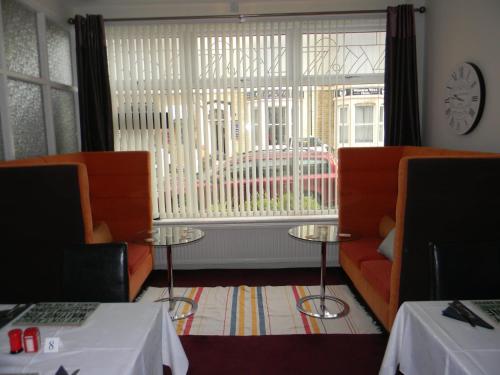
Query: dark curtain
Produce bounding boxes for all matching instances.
[384,5,422,146]
[74,15,114,151]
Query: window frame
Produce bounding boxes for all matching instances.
[0,0,79,160]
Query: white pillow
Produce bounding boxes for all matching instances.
[378,227,395,261]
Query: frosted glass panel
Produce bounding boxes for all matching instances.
[2,0,40,77]
[8,79,47,158]
[47,20,73,85]
[51,88,78,153]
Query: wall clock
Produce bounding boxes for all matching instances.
[444,62,485,135]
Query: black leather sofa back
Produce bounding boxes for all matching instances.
[429,240,500,300]
[0,165,86,303]
[63,243,129,302]
[399,158,500,304]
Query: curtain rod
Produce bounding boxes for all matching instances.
[68,6,425,24]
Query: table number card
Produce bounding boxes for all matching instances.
[44,337,60,353]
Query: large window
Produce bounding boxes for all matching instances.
[0,0,79,160]
[106,16,385,219]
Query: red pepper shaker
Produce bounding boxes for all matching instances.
[8,329,23,354]
[23,327,40,353]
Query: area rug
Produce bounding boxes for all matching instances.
[138,285,381,336]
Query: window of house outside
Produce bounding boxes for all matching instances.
[379,105,384,143]
[267,106,287,146]
[355,104,374,143]
[338,106,349,144]
[105,16,385,219]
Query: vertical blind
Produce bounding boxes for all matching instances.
[105,16,385,219]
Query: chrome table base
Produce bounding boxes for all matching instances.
[155,243,197,321]
[297,295,349,319]
[155,296,198,321]
[152,227,205,321]
[297,236,350,319]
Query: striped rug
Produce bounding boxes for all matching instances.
[138,285,381,336]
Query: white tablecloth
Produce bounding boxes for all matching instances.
[0,303,188,375]
[379,301,500,375]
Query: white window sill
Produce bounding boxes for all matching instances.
[153,214,338,226]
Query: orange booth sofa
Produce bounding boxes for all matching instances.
[338,146,500,331]
[0,151,153,301]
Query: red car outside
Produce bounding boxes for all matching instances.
[199,150,336,208]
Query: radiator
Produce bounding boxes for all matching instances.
[152,220,339,270]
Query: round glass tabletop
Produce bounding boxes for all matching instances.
[150,226,204,246]
[288,224,354,243]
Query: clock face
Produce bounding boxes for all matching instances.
[444,62,485,134]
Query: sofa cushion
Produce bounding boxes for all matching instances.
[92,221,113,244]
[378,228,395,260]
[340,238,386,268]
[360,260,392,302]
[127,243,151,274]
[379,215,396,238]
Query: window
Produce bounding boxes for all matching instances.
[0,0,79,160]
[106,16,385,219]
[355,105,374,143]
[379,105,384,143]
[267,105,287,146]
[338,106,349,144]
[208,101,229,159]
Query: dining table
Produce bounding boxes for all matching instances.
[0,302,189,375]
[379,300,500,375]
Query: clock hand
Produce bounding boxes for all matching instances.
[453,94,464,102]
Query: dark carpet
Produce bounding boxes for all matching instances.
[146,267,347,288]
[147,268,388,375]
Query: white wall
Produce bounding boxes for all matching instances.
[22,0,72,23]
[71,0,421,19]
[423,0,500,151]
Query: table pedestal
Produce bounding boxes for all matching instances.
[297,241,349,319]
[155,245,197,321]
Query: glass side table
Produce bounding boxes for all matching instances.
[289,224,355,319]
[152,226,204,320]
